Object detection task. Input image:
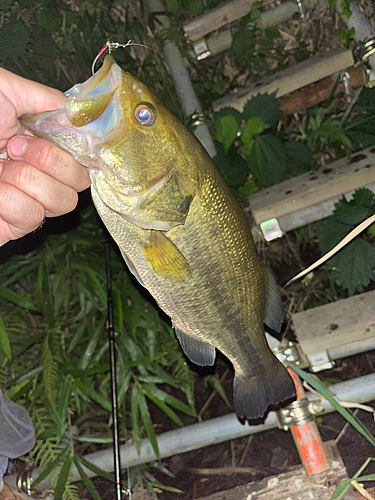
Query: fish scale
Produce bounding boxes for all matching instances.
[20,55,296,422]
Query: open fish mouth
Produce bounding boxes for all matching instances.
[19,56,124,170]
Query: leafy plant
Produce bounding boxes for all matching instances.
[0,207,196,498]
[293,367,375,500]
[317,189,375,295]
[212,93,314,189]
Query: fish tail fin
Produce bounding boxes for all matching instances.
[233,361,296,423]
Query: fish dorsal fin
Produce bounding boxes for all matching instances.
[173,323,216,366]
[120,249,145,288]
[263,268,285,334]
[142,230,191,282]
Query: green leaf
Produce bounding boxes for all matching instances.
[215,115,239,152]
[247,134,286,187]
[166,0,178,13]
[214,143,249,189]
[242,92,281,128]
[333,198,369,226]
[74,457,102,500]
[0,316,11,358]
[333,190,373,226]
[54,454,73,500]
[284,141,315,177]
[0,0,12,9]
[0,23,30,61]
[293,367,375,448]
[318,218,349,255]
[238,179,258,196]
[205,375,230,407]
[33,447,70,486]
[143,386,183,427]
[131,384,141,453]
[77,454,115,482]
[351,188,374,208]
[213,108,243,126]
[347,130,375,150]
[37,8,60,31]
[74,379,111,412]
[265,27,281,39]
[182,0,202,12]
[0,285,36,310]
[328,238,375,295]
[330,478,352,500]
[138,388,159,456]
[151,483,183,493]
[241,117,266,156]
[143,384,196,417]
[42,333,58,407]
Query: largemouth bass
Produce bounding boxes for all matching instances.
[20,56,295,421]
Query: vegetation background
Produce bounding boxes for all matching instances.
[1,1,375,499]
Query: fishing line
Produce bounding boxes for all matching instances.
[92,40,165,76]
[105,232,123,500]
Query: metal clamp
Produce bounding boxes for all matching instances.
[307,349,335,373]
[260,218,283,242]
[354,38,375,87]
[273,341,308,369]
[342,71,352,103]
[193,38,211,60]
[189,112,206,128]
[276,398,313,430]
[355,37,375,64]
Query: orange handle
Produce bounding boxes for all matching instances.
[288,368,328,474]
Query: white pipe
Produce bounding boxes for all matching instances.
[338,2,375,76]
[148,0,216,158]
[6,373,374,489]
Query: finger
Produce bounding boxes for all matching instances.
[0,69,65,149]
[7,135,91,192]
[0,159,79,218]
[0,180,45,246]
[0,68,65,116]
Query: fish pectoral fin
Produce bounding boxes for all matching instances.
[120,249,145,288]
[139,172,195,228]
[142,230,191,281]
[263,268,285,334]
[173,324,216,366]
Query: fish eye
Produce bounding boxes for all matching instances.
[134,104,156,126]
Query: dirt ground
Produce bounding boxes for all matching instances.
[127,349,375,500]
[91,350,375,500]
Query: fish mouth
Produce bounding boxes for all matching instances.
[19,56,124,170]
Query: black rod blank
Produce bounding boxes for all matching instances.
[105,235,123,500]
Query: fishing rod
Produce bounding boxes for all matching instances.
[105,233,123,500]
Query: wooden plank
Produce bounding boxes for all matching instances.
[183,0,271,42]
[293,289,375,359]
[0,484,32,500]
[194,0,329,58]
[248,146,375,232]
[212,48,354,112]
[196,441,356,499]
[279,65,366,116]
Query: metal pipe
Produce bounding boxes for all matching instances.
[6,373,374,489]
[148,0,216,158]
[338,2,375,78]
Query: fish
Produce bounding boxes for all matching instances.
[20,55,296,422]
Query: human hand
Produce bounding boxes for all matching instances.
[0,69,90,247]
